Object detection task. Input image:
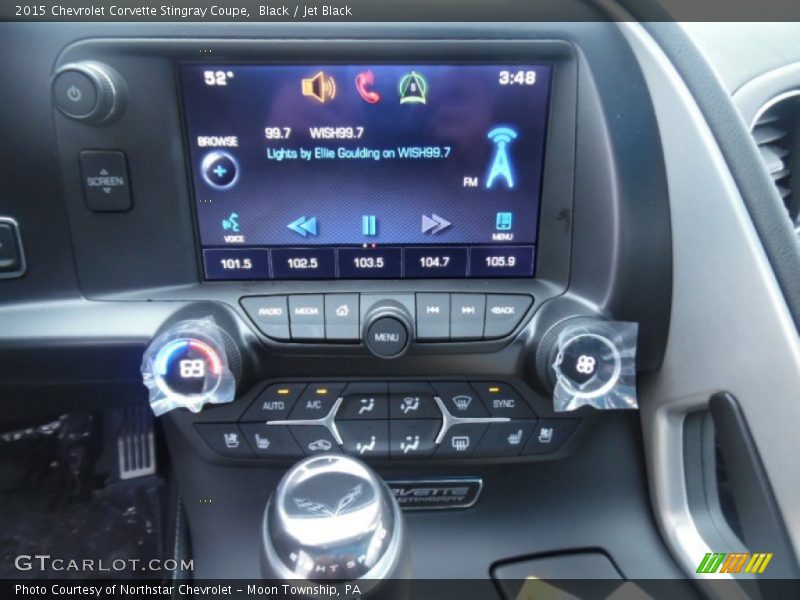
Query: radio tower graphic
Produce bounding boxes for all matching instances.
[485,127,518,189]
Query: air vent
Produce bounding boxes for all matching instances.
[750,92,800,234]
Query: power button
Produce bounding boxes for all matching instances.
[53,70,98,119]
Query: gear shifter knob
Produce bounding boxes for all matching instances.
[261,455,406,591]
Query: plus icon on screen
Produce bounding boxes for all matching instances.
[201,151,238,189]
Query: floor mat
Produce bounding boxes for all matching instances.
[0,413,162,579]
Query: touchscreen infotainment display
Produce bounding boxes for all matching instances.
[180,63,552,280]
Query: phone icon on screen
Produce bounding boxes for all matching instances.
[355,70,381,104]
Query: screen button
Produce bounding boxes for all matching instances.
[80,150,131,212]
[240,296,290,340]
[203,248,270,280]
[271,248,336,279]
[469,246,534,278]
[416,293,450,340]
[404,247,468,278]
[451,294,486,340]
[338,247,402,279]
[484,294,533,339]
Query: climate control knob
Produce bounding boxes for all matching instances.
[362,301,413,359]
[141,317,241,416]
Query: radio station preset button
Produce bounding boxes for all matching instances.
[469,246,535,278]
[338,247,402,279]
[271,247,336,279]
[204,248,271,280]
[404,247,468,278]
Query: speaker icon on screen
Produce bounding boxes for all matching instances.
[302,71,337,103]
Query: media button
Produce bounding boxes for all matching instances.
[484,294,533,339]
[203,248,270,280]
[271,248,336,279]
[450,294,486,340]
[416,293,449,340]
[469,246,535,278]
[403,247,468,278]
[288,295,325,340]
[337,247,402,279]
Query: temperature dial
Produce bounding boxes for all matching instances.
[141,318,240,416]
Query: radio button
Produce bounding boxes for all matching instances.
[338,420,389,459]
[338,382,389,420]
[434,423,488,458]
[241,296,290,340]
[432,382,488,418]
[289,295,325,340]
[324,294,359,341]
[473,421,535,457]
[241,383,304,421]
[471,382,534,419]
[240,424,303,458]
[416,293,450,340]
[390,420,440,459]
[483,294,533,339]
[450,294,486,340]
[388,382,440,419]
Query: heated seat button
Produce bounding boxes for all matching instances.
[288,295,325,340]
[80,150,132,212]
[450,294,486,340]
[431,382,488,418]
[473,421,536,458]
[241,383,304,422]
[522,419,580,455]
[434,423,488,458]
[338,382,389,420]
[390,420,440,459]
[240,424,303,458]
[290,425,341,455]
[289,383,345,420]
[472,382,535,419]
[338,420,389,459]
[484,294,533,339]
[388,382,441,420]
[195,424,253,458]
[240,296,290,340]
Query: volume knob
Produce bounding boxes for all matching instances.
[53,61,125,124]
